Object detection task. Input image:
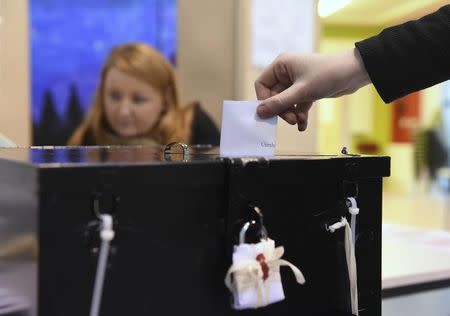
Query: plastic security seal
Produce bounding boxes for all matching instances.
[224,206,305,310]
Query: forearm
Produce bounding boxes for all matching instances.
[355,5,450,103]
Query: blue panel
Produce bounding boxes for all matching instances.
[30,0,177,144]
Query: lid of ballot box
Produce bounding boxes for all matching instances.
[0,145,390,176]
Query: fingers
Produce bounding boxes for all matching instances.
[297,112,309,131]
[280,107,297,125]
[254,81,287,103]
[272,102,313,130]
[255,58,284,100]
[254,80,272,101]
[254,54,314,130]
[296,102,313,131]
[263,102,313,130]
[257,84,302,119]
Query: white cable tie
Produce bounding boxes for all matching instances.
[326,212,359,314]
[90,214,115,316]
[347,197,359,215]
[349,207,359,215]
[100,229,115,241]
[100,215,113,232]
[328,217,347,233]
[347,197,358,248]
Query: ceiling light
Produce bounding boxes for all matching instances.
[318,0,352,18]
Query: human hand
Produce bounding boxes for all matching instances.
[254,48,370,131]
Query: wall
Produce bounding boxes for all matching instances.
[0,0,31,146]
[176,0,237,126]
[318,25,387,154]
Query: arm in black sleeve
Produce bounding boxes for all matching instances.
[355,5,450,103]
[190,104,220,146]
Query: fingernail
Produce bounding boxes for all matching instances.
[257,104,271,118]
[298,122,307,131]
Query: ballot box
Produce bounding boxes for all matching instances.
[0,146,390,316]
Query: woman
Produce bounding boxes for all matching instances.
[68,43,219,146]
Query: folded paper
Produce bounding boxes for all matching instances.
[220,101,277,157]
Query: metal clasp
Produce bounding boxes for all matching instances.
[91,192,120,219]
[239,206,268,244]
[341,146,360,157]
[164,142,190,161]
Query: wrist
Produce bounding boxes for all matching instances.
[350,47,371,89]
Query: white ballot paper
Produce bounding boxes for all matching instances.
[220,101,277,157]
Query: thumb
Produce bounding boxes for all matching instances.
[256,84,303,119]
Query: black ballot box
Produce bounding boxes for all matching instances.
[0,146,390,316]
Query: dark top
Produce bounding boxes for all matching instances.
[190,104,220,145]
[81,104,220,146]
[355,5,450,103]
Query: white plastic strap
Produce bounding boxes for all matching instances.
[328,217,359,315]
[347,197,359,247]
[90,214,115,316]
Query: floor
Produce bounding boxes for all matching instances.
[381,189,450,315]
[382,288,450,316]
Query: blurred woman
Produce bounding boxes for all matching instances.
[68,43,219,146]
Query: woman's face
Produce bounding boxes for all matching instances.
[103,67,164,138]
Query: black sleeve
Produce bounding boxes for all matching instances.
[355,5,450,103]
[190,104,220,146]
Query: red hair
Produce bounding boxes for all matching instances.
[68,43,195,145]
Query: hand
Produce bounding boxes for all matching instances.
[254,48,371,131]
